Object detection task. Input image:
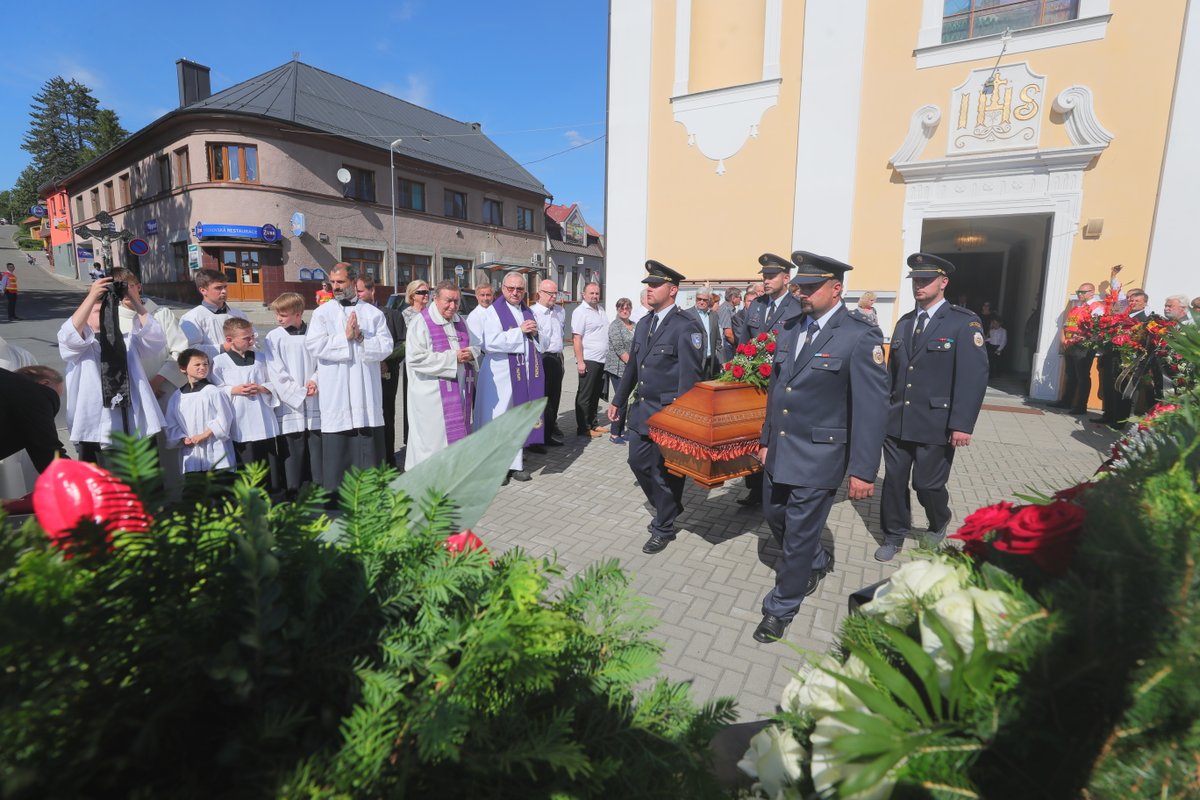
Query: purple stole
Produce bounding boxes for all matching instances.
[419,307,476,445]
[491,301,546,445]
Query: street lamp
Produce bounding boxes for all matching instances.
[389,137,403,292]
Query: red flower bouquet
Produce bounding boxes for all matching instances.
[950,494,1087,576]
[717,329,778,389]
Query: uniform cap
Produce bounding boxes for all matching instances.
[643,259,686,285]
[906,252,956,279]
[757,252,793,276]
[789,250,853,285]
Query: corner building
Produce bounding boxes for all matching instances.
[606,0,1198,401]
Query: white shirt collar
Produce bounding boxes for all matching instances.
[916,298,947,320]
[808,303,842,331]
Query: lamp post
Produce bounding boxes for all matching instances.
[389,137,403,292]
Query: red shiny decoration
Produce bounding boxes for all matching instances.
[33,460,151,550]
[445,529,492,565]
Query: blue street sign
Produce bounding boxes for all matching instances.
[290,212,306,237]
[261,223,280,243]
[128,238,150,257]
[145,219,158,236]
[77,247,93,260]
[30,205,46,217]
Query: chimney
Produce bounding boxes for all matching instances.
[176,59,212,107]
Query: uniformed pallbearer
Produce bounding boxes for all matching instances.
[735,253,800,507]
[753,252,888,644]
[608,260,706,554]
[876,253,989,562]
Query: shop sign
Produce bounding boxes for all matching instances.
[193,222,280,241]
[145,219,158,236]
[187,243,201,270]
[948,61,1045,156]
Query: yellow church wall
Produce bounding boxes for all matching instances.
[688,0,767,94]
[644,0,807,280]
[848,0,1187,298]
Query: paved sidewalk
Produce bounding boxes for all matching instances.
[477,379,1116,723]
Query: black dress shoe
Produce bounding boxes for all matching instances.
[508,469,532,482]
[642,535,672,554]
[545,437,564,447]
[805,559,833,596]
[527,445,547,454]
[753,614,788,643]
[736,493,762,507]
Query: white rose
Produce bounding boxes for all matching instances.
[863,558,966,627]
[792,655,871,716]
[737,724,804,799]
[810,716,897,800]
[920,587,1013,670]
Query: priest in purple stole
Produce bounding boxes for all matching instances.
[404,281,480,470]
[475,271,550,482]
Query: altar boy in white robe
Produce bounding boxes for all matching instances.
[165,348,235,473]
[210,317,282,493]
[180,269,249,360]
[264,292,323,496]
[58,276,165,463]
[405,281,480,470]
[304,263,394,496]
[475,271,550,484]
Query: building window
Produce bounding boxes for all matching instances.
[517,206,534,232]
[171,241,190,281]
[942,0,1079,43]
[342,247,383,280]
[482,198,503,226]
[442,257,473,288]
[396,253,431,286]
[175,147,191,186]
[398,178,425,211]
[90,187,101,214]
[221,249,261,285]
[342,165,376,202]
[103,181,115,210]
[75,195,85,222]
[207,143,259,183]
[444,189,467,220]
[118,174,131,206]
[157,155,172,193]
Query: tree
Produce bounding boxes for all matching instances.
[81,109,129,161]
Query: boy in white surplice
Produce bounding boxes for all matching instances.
[210,317,281,492]
[165,349,235,473]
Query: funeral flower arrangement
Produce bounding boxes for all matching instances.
[719,330,779,390]
[739,321,1200,798]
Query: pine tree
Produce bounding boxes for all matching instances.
[81,108,129,160]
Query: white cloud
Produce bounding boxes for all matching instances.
[390,1,418,22]
[57,60,105,91]
[378,74,432,107]
[564,129,586,147]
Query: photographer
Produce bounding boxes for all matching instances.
[57,276,165,463]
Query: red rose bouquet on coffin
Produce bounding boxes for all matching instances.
[717,330,778,390]
[950,489,1089,576]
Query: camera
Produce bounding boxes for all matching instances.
[105,266,128,300]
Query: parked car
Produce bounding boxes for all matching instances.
[385,289,478,317]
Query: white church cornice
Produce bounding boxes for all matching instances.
[1052,85,1115,147]
[889,104,942,166]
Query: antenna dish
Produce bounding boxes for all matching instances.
[336,168,351,184]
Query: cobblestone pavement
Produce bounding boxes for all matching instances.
[477,371,1117,723]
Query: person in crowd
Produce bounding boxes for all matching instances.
[752,252,887,644]
[1164,294,1190,322]
[718,287,742,360]
[356,276,407,465]
[58,276,165,463]
[530,279,565,446]
[849,291,879,327]
[0,366,67,473]
[88,263,105,281]
[572,282,610,437]
[986,317,1007,373]
[631,288,651,323]
[399,278,431,449]
[978,300,997,331]
[475,271,550,484]
[735,256,798,507]
[404,281,479,470]
[263,293,322,495]
[180,269,248,359]
[605,297,636,444]
[877,254,989,563]
[315,280,334,305]
[607,260,705,555]
[732,283,762,344]
[1191,297,1200,316]
[211,318,281,492]
[466,283,495,353]
[686,287,723,379]
[305,263,393,496]
[0,262,20,321]
[165,349,235,474]
[1126,289,1149,321]
[1052,276,1107,413]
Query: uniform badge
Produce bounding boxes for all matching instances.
[969,320,983,329]
[690,333,703,350]
[973,331,984,347]
[872,345,884,365]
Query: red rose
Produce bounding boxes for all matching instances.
[732,365,746,379]
[995,501,1086,575]
[951,501,1015,545]
[758,363,772,377]
[771,329,779,336]
[1111,334,1131,346]
[757,333,769,343]
[766,342,777,353]
[722,362,732,372]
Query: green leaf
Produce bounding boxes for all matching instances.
[391,398,546,531]
[844,645,933,726]
[816,667,914,730]
[877,623,945,718]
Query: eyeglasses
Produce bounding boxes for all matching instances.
[537,289,555,295]
[413,289,430,296]
[503,285,526,292]
[1075,289,1089,295]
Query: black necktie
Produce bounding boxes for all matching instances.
[800,321,820,356]
[911,311,928,349]
[767,300,777,321]
[648,313,659,340]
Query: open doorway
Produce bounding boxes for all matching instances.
[920,214,1053,392]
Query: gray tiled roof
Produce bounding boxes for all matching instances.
[182,61,548,197]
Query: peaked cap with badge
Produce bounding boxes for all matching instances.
[757,252,793,276]
[905,252,956,279]
[790,251,854,285]
[642,259,686,285]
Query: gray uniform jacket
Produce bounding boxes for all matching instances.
[613,305,706,435]
[886,303,989,444]
[760,305,888,489]
[739,292,798,345]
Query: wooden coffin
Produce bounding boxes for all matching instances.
[647,381,767,488]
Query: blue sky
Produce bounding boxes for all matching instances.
[0,0,610,230]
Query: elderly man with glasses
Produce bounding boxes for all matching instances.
[475,272,551,483]
[1052,265,1122,414]
[531,279,566,446]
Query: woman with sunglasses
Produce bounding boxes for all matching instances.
[400,279,430,450]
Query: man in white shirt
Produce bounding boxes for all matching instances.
[466,283,495,352]
[304,263,394,497]
[571,282,609,438]
[530,279,566,446]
